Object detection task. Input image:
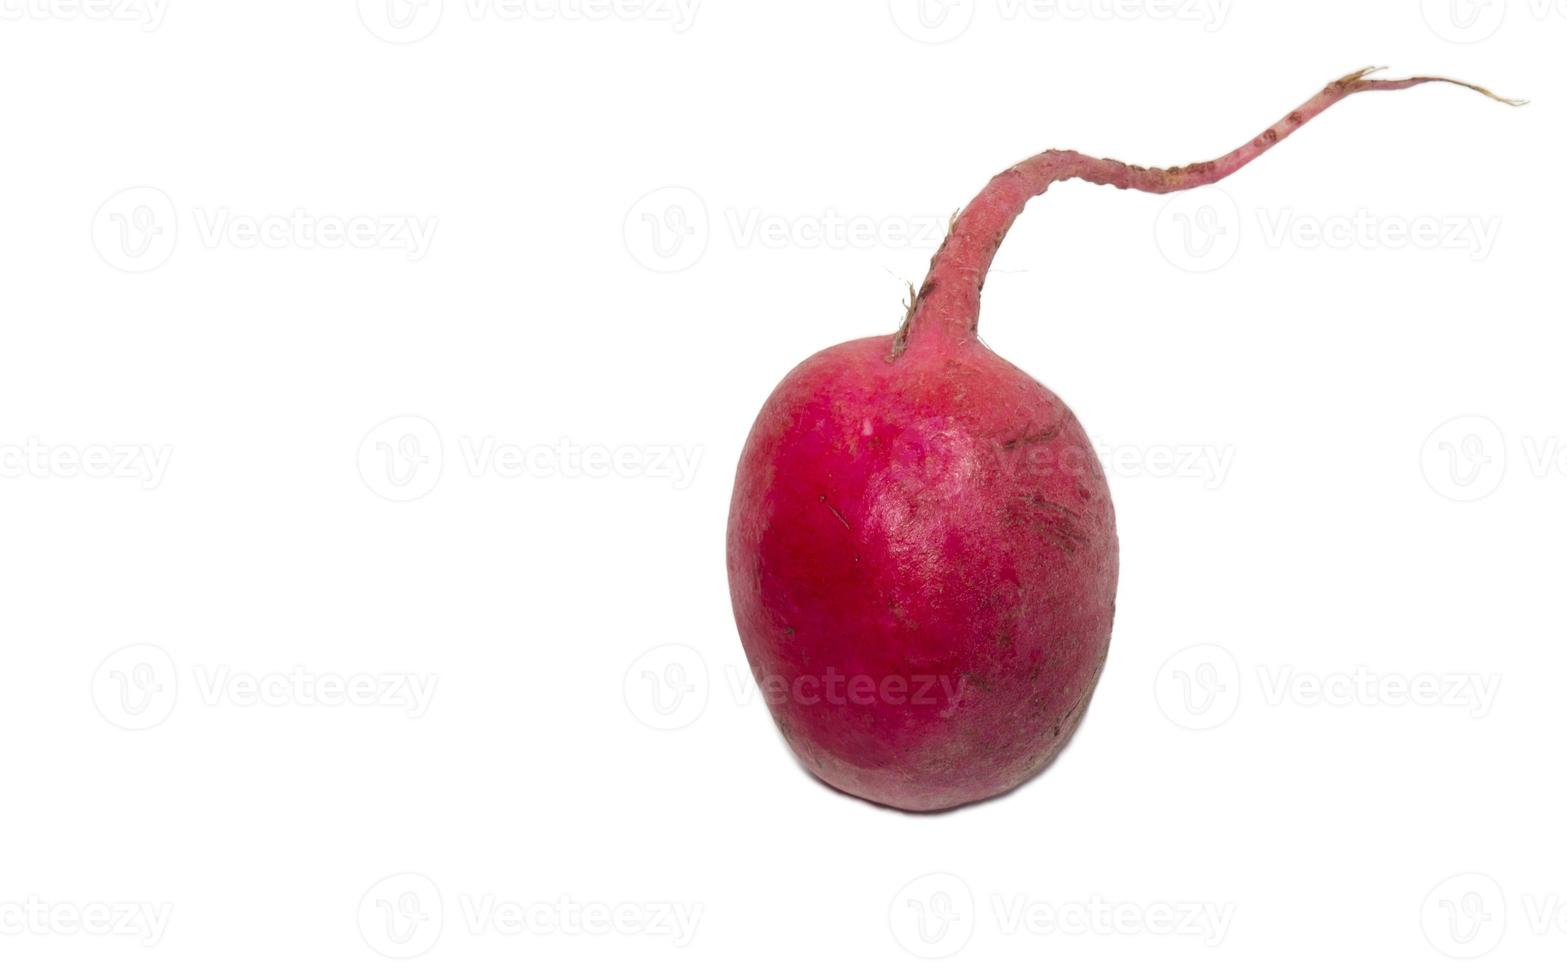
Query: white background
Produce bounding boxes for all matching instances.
[1,1,1561,975]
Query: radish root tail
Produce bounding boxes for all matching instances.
[893,68,1523,357]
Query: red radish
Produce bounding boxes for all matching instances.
[727,69,1518,812]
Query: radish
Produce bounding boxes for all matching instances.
[727,69,1518,812]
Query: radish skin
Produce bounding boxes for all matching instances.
[727,69,1517,812]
